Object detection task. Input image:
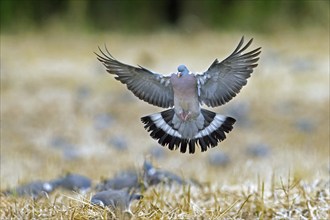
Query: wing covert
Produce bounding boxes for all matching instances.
[96,47,174,108]
[197,37,261,107]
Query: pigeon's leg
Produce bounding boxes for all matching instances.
[180,111,192,121]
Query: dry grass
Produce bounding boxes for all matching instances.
[1,28,329,219]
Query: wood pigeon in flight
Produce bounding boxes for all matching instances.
[96,37,261,154]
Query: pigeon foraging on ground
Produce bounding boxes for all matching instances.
[50,173,91,192]
[96,37,261,153]
[143,160,184,186]
[91,189,143,214]
[95,170,143,191]
[3,180,54,199]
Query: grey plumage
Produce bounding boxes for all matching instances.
[3,180,54,199]
[197,38,260,107]
[91,189,143,213]
[50,173,91,192]
[96,37,261,153]
[143,161,184,186]
[95,170,143,191]
[96,46,174,108]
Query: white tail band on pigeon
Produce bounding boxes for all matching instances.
[141,108,235,153]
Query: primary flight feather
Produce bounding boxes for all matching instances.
[96,37,261,154]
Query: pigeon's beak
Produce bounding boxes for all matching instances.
[177,72,182,77]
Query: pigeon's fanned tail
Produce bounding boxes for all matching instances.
[141,109,236,154]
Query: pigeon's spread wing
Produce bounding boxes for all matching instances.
[96,47,174,108]
[197,37,261,107]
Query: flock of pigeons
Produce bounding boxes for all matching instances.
[2,160,197,214]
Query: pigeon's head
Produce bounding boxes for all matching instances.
[177,65,189,77]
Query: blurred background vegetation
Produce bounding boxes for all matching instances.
[1,0,329,33]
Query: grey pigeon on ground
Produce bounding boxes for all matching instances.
[143,161,184,186]
[3,180,54,199]
[95,170,143,191]
[91,189,143,214]
[50,173,91,192]
[208,151,231,167]
[96,37,261,153]
[246,143,270,157]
